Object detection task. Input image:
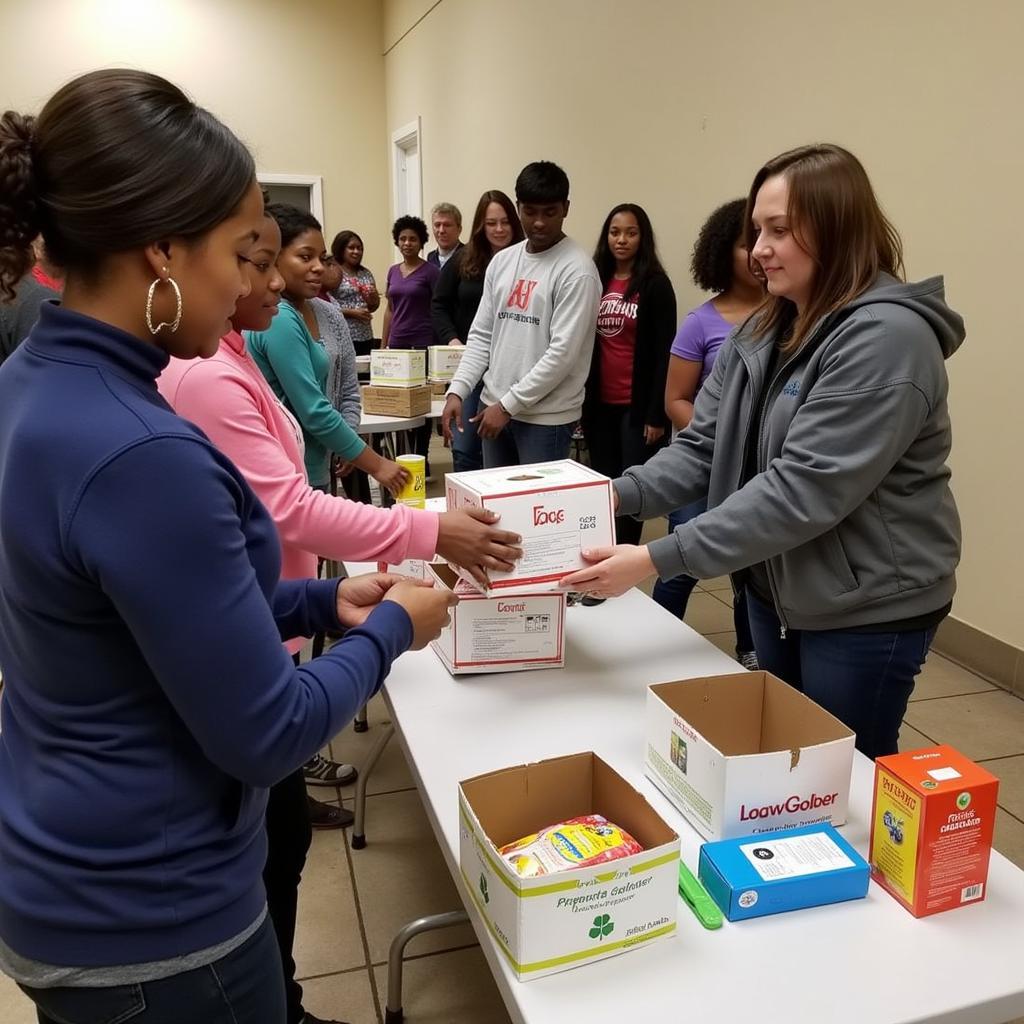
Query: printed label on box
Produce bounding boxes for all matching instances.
[869,745,999,917]
[463,604,553,661]
[429,346,463,380]
[445,461,614,591]
[739,833,854,881]
[370,349,426,386]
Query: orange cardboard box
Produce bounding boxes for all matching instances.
[869,745,998,917]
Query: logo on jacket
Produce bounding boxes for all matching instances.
[507,278,539,310]
[782,378,801,397]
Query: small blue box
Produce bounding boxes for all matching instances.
[697,823,869,922]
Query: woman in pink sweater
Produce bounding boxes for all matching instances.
[158,212,519,1024]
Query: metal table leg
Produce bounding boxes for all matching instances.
[353,703,369,733]
[383,910,470,1024]
[351,722,394,849]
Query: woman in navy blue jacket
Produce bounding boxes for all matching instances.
[0,70,453,1024]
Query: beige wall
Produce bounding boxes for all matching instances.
[0,0,391,324]
[384,0,1024,647]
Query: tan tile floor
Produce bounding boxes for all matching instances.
[2,438,1023,1023]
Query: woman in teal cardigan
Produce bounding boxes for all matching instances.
[248,204,407,494]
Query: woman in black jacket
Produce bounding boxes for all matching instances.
[431,189,524,472]
[583,203,676,543]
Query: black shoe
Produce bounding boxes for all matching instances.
[307,796,354,830]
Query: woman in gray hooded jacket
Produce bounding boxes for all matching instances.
[562,144,964,759]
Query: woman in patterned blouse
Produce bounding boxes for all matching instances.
[330,230,380,355]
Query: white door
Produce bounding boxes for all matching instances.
[392,120,423,221]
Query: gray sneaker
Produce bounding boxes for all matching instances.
[304,753,358,787]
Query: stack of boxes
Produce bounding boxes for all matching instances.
[362,349,431,417]
[431,460,615,675]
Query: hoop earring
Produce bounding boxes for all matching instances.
[145,276,183,335]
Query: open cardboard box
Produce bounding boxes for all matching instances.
[428,563,565,674]
[459,752,679,981]
[645,672,855,841]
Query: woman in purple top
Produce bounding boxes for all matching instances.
[653,199,764,666]
[382,215,440,465]
[382,215,440,349]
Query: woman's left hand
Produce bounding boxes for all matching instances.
[335,573,403,628]
[559,545,656,599]
[643,424,665,445]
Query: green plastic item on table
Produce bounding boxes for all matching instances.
[678,858,724,930]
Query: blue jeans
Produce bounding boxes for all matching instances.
[744,588,936,760]
[651,502,703,619]
[21,916,285,1024]
[482,419,574,468]
[452,381,483,474]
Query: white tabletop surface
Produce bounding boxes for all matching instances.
[355,579,1024,1024]
[357,412,426,433]
[356,399,444,434]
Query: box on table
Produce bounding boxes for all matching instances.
[445,460,614,593]
[428,345,464,381]
[645,673,855,841]
[361,384,432,418]
[370,348,426,387]
[698,823,869,922]
[869,745,998,918]
[430,379,449,397]
[459,752,679,981]
[428,564,565,674]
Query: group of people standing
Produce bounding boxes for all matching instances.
[0,67,964,1024]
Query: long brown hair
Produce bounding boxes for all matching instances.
[460,189,524,280]
[745,144,904,352]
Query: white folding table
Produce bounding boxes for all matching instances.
[343,580,1024,1024]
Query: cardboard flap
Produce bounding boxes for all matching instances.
[592,756,677,848]
[650,675,766,755]
[759,674,854,756]
[461,752,596,848]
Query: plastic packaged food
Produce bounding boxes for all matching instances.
[499,815,644,878]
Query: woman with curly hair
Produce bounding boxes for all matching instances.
[383,215,440,464]
[382,215,438,350]
[652,199,763,662]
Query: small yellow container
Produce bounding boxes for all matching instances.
[396,454,426,508]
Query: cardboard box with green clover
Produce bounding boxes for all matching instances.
[459,752,679,981]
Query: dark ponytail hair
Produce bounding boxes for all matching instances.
[0,69,255,302]
[0,111,39,301]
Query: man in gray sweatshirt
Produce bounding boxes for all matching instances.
[442,161,600,468]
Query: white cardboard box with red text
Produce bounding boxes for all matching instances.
[444,460,614,593]
[459,752,679,981]
[645,672,855,841]
[428,564,565,674]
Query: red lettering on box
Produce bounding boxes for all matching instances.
[532,505,565,526]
